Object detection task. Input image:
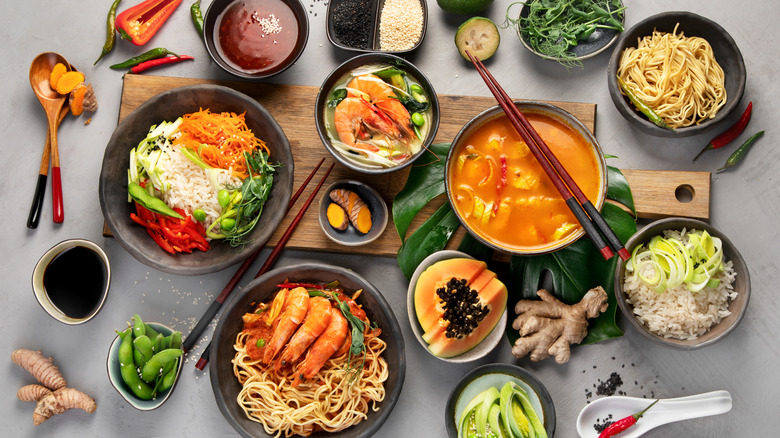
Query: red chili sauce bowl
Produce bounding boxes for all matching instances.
[203,0,309,79]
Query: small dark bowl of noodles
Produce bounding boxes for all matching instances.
[204,0,309,79]
[607,11,746,137]
[314,53,440,174]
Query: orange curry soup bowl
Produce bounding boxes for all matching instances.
[445,101,608,256]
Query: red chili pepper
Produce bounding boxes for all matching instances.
[130,55,194,73]
[116,0,183,46]
[598,399,659,438]
[693,101,752,161]
[276,282,326,290]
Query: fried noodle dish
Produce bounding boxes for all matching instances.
[233,281,388,437]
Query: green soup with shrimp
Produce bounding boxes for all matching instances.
[323,64,433,168]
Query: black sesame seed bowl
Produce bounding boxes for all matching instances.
[406,250,507,364]
[326,0,427,53]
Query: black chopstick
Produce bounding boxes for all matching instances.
[194,162,336,370]
[466,51,629,261]
[182,158,326,354]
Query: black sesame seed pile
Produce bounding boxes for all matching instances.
[593,414,614,433]
[596,372,624,396]
[436,278,490,339]
[331,0,375,50]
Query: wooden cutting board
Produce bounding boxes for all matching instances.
[104,74,710,257]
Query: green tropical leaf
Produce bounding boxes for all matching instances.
[397,203,461,279]
[392,143,451,241]
[606,165,635,216]
[457,232,494,262]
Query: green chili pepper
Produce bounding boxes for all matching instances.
[191,0,204,35]
[95,0,123,65]
[717,131,764,173]
[128,182,183,218]
[617,76,675,132]
[109,48,180,69]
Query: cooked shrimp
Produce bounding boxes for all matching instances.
[292,307,348,387]
[334,97,403,147]
[274,296,332,370]
[262,287,310,364]
[347,74,413,138]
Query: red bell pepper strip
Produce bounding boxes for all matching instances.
[131,202,210,253]
[131,55,194,73]
[116,0,183,46]
[693,101,753,161]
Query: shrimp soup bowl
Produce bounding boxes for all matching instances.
[314,53,440,174]
[99,85,294,276]
[607,11,746,137]
[445,101,608,256]
[210,263,405,438]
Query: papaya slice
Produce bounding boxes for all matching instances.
[414,258,487,332]
[426,276,508,358]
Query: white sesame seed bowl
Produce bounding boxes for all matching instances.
[326,0,428,53]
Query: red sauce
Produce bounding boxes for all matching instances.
[216,0,299,74]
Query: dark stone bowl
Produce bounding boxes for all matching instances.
[99,85,294,275]
[607,11,746,137]
[314,52,440,174]
[614,217,751,349]
[209,263,406,437]
[203,0,309,79]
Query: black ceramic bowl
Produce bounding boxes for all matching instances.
[516,0,624,62]
[203,0,309,79]
[326,0,428,53]
[318,180,388,246]
[209,263,406,438]
[615,217,750,349]
[607,11,746,137]
[445,363,556,437]
[99,85,294,275]
[314,53,440,174]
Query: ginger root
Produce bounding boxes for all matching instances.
[511,287,608,364]
[69,83,98,116]
[329,189,372,234]
[12,348,96,425]
[11,349,67,390]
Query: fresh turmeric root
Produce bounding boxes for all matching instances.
[12,348,96,425]
[11,349,67,390]
[511,287,608,364]
[329,189,372,234]
[326,202,349,230]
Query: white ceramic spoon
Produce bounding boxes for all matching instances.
[576,390,732,438]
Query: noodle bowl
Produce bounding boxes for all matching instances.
[617,23,727,129]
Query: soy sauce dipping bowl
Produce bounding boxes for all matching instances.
[314,53,440,175]
[607,11,746,137]
[32,239,110,325]
[106,322,184,411]
[203,0,309,79]
[326,0,427,53]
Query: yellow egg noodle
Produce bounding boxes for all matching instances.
[617,23,727,129]
[232,331,388,437]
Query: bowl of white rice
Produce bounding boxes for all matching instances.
[614,217,750,349]
[99,85,294,275]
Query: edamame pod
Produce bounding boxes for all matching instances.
[133,335,154,368]
[117,328,156,400]
[158,364,178,392]
[132,313,146,338]
[141,348,183,382]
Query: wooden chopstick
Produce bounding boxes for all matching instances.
[466,51,629,261]
[194,162,336,370]
[182,158,327,354]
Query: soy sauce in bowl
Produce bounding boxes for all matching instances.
[32,239,111,325]
[43,246,106,318]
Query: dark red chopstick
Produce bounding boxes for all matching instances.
[182,158,326,354]
[194,162,336,370]
[466,51,629,261]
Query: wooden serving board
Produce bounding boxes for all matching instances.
[104,74,710,257]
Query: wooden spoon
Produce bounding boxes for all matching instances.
[29,52,69,224]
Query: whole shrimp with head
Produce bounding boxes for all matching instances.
[332,72,419,167]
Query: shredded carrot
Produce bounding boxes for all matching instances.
[172,109,270,179]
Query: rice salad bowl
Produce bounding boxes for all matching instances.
[100,85,294,276]
[615,218,750,349]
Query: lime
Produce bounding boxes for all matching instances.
[437,0,494,15]
[455,17,500,61]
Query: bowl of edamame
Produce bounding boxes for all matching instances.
[107,318,184,410]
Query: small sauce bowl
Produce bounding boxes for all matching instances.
[31,239,110,325]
